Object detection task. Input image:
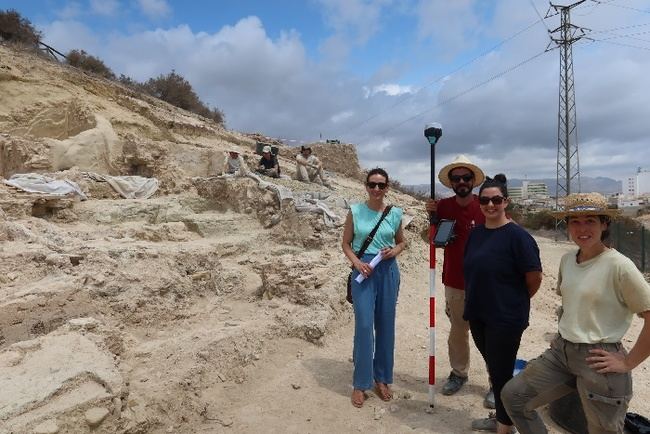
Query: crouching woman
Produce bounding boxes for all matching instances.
[502,192,650,434]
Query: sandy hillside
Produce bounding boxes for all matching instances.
[1,43,649,434]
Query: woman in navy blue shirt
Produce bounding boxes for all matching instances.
[463,174,542,434]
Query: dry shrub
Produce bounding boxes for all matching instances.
[66,49,116,80]
[142,71,224,124]
[0,9,41,44]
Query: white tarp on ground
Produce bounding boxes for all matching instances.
[246,172,294,205]
[83,172,159,199]
[294,191,346,227]
[3,173,87,200]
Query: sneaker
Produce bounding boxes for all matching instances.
[441,372,467,396]
[471,412,497,432]
[483,387,495,409]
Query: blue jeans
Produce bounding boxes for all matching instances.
[351,254,400,390]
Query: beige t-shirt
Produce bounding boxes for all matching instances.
[557,248,650,343]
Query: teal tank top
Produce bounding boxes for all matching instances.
[350,203,403,255]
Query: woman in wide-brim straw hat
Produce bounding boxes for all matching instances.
[502,192,650,434]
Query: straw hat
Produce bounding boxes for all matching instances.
[262,145,272,153]
[438,154,485,188]
[552,192,620,219]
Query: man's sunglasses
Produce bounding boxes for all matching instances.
[449,174,474,183]
[479,195,506,205]
[366,182,388,190]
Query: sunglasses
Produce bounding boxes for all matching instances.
[366,182,388,190]
[479,195,506,205]
[449,174,474,183]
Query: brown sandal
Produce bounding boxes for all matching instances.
[374,382,393,401]
[351,389,365,408]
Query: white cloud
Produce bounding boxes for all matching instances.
[331,111,355,123]
[370,83,414,96]
[40,20,100,54]
[416,0,481,55]
[317,0,388,44]
[137,0,171,20]
[316,0,394,63]
[90,0,119,16]
[56,2,82,19]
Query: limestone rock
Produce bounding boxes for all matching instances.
[32,420,60,434]
[84,407,110,427]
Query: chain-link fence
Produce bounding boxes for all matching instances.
[610,220,648,272]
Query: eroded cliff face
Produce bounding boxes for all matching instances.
[0,43,427,433]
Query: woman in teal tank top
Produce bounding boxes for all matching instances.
[341,168,406,408]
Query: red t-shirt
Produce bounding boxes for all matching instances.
[436,195,485,290]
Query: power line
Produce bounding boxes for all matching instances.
[336,18,545,138]
[591,0,650,15]
[590,37,650,51]
[529,0,552,31]
[597,29,650,43]
[376,48,553,137]
[590,21,650,35]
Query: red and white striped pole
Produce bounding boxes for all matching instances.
[424,123,442,407]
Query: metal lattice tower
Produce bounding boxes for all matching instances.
[546,1,588,207]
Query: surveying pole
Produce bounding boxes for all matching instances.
[424,122,442,406]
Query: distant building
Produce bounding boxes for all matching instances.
[625,176,637,196]
[639,170,650,195]
[510,181,549,201]
[623,168,650,198]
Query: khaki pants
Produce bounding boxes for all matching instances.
[502,334,632,434]
[296,163,326,185]
[445,286,470,378]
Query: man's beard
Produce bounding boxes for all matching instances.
[453,184,472,198]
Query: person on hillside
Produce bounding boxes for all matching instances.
[295,145,332,188]
[341,168,406,408]
[256,145,280,178]
[502,192,650,434]
[463,174,542,434]
[425,155,496,407]
[223,148,249,176]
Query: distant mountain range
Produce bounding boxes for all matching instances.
[405,176,622,197]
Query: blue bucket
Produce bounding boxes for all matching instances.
[513,358,527,376]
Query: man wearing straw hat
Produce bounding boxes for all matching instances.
[502,193,650,434]
[426,154,494,406]
[223,148,249,176]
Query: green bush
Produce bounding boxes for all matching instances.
[66,49,116,80]
[0,9,41,44]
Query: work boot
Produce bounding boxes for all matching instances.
[483,387,495,409]
[471,413,518,433]
[471,412,496,432]
[441,372,467,396]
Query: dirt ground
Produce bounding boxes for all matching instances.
[1,43,649,434]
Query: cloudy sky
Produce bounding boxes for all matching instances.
[5,0,650,185]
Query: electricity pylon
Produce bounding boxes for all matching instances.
[546,0,589,209]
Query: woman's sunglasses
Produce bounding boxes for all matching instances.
[479,195,506,205]
[449,174,474,183]
[366,182,388,190]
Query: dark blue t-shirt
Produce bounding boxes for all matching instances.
[463,222,542,328]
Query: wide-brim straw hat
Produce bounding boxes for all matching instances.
[552,192,620,219]
[438,154,485,188]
